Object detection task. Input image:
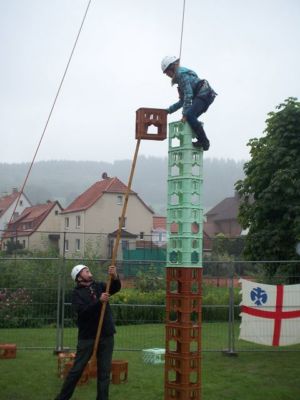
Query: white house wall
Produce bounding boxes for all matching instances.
[59,211,86,257]
[16,203,61,252]
[60,193,153,258]
[85,193,153,235]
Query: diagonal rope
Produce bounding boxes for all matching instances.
[8,0,93,227]
[178,0,186,61]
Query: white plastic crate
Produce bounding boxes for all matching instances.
[142,348,165,364]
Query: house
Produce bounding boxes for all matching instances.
[0,189,31,238]
[152,215,167,247]
[204,192,242,238]
[2,201,63,253]
[152,215,212,252]
[60,174,154,258]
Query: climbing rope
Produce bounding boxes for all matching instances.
[179,0,186,61]
[8,0,93,226]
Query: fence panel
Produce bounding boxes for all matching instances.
[0,257,300,352]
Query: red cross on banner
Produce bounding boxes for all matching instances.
[239,279,300,346]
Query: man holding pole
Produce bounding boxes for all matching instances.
[55,264,121,400]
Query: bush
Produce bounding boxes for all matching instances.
[0,288,33,328]
[111,289,165,325]
[134,266,165,292]
[0,257,241,327]
[110,284,241,324]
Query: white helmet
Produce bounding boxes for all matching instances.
[161,56,179,72]
[71,264,87,281]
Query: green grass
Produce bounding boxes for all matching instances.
[1,323,300,352]
[0,325,299,400]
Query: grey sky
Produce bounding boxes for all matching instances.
[1,0,300,163]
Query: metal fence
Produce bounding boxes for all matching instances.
[0,256,299,353]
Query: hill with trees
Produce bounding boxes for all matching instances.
[0,156,245,214]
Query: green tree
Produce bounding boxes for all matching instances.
[5,239,25,255]
[235,97,300,279]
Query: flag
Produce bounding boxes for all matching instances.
[239,279,300,346]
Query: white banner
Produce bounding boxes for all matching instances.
[239,279,300,346]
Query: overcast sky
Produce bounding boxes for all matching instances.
[1,0,300,164]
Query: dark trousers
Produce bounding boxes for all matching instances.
[185,93,215,142]
[55,336,114,400]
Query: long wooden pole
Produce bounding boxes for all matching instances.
[90,138,141,366]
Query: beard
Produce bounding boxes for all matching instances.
[78,276,93,285]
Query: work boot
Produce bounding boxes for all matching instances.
[192,138,210,151]
[202,138,210,151]
[192,140,203,148]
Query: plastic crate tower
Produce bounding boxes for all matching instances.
[165,121,203,400]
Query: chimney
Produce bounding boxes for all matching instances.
[102,172,109,180]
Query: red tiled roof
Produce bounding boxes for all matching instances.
[153,216,166,230]
[3,201,62,238]
[0,192,19,217]
[62,177,153,214]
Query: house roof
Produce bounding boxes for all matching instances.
[3,201,62,238]
[0,192,19,218]
[108,228,138,238]
[0,191,31,219]
[153,215,167,230]
[62,177,153,214]
[205,194,240,221]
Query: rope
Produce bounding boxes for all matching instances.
[8,0,93,226]
[90,138,141,367]
[178,0,186,61]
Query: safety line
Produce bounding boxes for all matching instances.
[179,0,186,61]
[8,0,93,226]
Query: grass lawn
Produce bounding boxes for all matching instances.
[0,325,299,400]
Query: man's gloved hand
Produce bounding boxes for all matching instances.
[100,292,110,303]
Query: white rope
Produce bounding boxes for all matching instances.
[8,0,93,226]
[179,0,186,61]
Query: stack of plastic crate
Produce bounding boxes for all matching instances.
[164,121,203,400]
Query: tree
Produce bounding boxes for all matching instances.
[235,98,300,279]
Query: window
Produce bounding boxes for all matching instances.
[76,239,80,251]
[20,200,23,206]
[117,195,123,205]
[65,217,69,229]
[55,210,59,215]
[140,232,144,239]
[64,240,69,252]
[24,222,32,230]
[22,240,26,248]
[118,217,126,228]
[76,215,81,228]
